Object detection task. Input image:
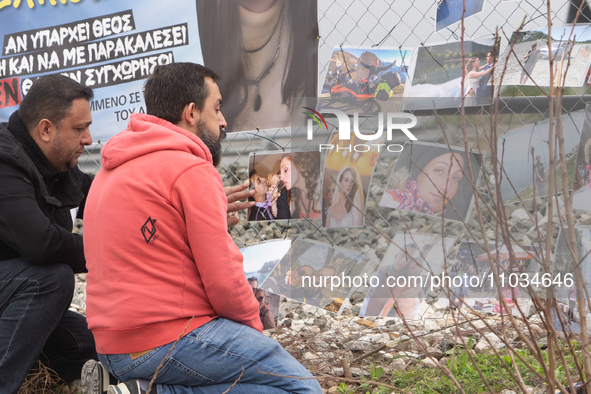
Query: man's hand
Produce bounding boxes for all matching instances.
[225,181,255,227]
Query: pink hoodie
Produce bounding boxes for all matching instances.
[84,113,262,354]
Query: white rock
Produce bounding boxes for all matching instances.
[423,319,439,331]
[475,332,505,354]
[346,340,372,351]
[304,352,316,360]
[398,351,420,359]
[421,357,439,369]
[391,359,406,370]
[510,208,530,221]
[357,333,390,343]
[302,304,328,316]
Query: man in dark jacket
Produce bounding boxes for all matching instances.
[0,75,99,393]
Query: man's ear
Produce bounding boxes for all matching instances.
[183,102,200,126]
[36,119,55,143]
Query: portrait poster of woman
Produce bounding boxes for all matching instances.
[322,131,383,228]
[573,105,591,212]
[248,150,322,221]
[379,142,483,222]
[196,0,318,133]
[359,233,456,320]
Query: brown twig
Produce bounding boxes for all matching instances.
[221,366,244,394]
[146,317,194,394]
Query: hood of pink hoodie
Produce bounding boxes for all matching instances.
[101,113,212,170]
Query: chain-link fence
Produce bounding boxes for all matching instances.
[72,1,591,390]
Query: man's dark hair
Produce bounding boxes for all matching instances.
[144,63,219,124]
[249,169,258,180]
[18,74,94,131]
[247,277,258,284]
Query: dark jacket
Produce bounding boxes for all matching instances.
[0,112,92,272]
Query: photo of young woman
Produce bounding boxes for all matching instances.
[322,131,382,228]
[279,152,322,219]
[379,142,482,222]
[248,151,321,221]
[325,167,365,227]
[196,0,318,132]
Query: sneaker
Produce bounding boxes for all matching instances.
[107,381,146,394]
[81,359,110,394]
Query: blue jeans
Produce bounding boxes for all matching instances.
[99,318,322,394]
[0,258,98,393]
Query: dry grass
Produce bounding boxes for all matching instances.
[17,361,70,394]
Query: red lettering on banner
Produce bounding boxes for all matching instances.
[0,77,21,108]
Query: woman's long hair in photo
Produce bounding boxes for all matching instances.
[290,152,321,218]
[332,166,364,215]
[196,0,318,130]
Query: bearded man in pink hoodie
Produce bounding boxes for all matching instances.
[82,63,322,394]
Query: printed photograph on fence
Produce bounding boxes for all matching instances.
[248,150,322,221]
[322,131,383,228]
[402,38,499,110]
[497,111,583,203]
[496,25,591,91]
[435,0,486,32]
[196,0,318,133]
[555,228,591,300]
[378,142,483,222]
[359,233,456,320]
[573,104,591,212]
[253,289,281,330]
[0,0,203,142]
[437,241,538,316]
[260,239,372,310]
[317,46,413,115]
[242,239,292,290]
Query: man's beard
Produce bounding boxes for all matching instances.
[196,121,226,167]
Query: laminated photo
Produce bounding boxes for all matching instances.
[318,46,412,115]
[573,104,591,212]
[360,233,456,320]
[435,0,486,32]
[378,142,483,222]
[242,239,292,289]
[248,150,322,221]
[322,131,382,228]
[403,38,499,110]
[496,25,591,90]
[439,241,539,317]
[260,239,372,311]
[497,111,583,203]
